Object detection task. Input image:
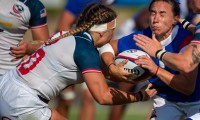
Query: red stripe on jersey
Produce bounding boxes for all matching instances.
[2,116,11,120]
[178,35,193,51]
[31,23,47,29]
[191,41,200,44]
[17,49,45,75]
[82,68,102,74]
[195,29,200,34]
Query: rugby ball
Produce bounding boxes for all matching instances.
[115,49,152,82]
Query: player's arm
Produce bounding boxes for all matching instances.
[134,34,197,73]
[10,26,49,61]
[179,18,195,34]
[10,2,49,61]
[161,44,199,73]
[26,0,49,54]
[56,10,76,31]
[83,72,157,105]
[135,56,197,95]
[27,26,49,54]
[156,65,197,95]
[100,40,118,67]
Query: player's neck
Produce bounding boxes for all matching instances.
[156,28,173,41]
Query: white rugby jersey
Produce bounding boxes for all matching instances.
[13,32,102,101]
[0,0,47,75]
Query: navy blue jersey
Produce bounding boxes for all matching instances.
[118,23,200,102]
[74,32,102,73]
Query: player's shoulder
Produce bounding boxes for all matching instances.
[74,32,93,43]
[19,0,44,5]
[120,27,151,40]
[19,0,45,10]
[177,23,193,36]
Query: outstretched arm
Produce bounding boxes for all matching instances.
[83,72,157,105]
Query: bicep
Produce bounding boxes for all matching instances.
[163,43,197,73]
[31,26,49,40]
[83,72,109,101]
[181,43,199,71]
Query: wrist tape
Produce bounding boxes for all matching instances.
[155,49,167,61]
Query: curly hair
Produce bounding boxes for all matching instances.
[48,4,117,43]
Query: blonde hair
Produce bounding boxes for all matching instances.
[47,4,117,43]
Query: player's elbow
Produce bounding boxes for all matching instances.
[94,96,109,105]
[178,57,196,73]
[94,90,112,105]
[180,83,195,95]
[182,87,195,95]
[96,99,107,105]
[178,63,194,74]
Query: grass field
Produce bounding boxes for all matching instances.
[67,100,152,120]
[49,85,153,120]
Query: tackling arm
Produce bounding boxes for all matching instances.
[83,72,157,105]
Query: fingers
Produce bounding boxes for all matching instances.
[135,55,149,65]
[145,83,153,90]
[10,41,27,57]
[145,84,157,98]
[118,59,128,66]
[11,58,21,62]
[134,34,149,41]
[135,56,159,74]
[134,34,149,48]
[152,34,157,41]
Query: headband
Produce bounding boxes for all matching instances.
[89,19,116,32]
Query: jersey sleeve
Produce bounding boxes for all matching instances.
[191,22,200,44]
[117,31,143,53]
[27,0,47,28]
[74,39,102,74]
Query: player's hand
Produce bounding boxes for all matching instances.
[135,55,159,75]
[139,83,157,101]
[10,40,30,61]
[134,34,162,57]
[108,59,138,83]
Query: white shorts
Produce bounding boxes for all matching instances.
[0,72,51,120]
[150,95,200,120]
[186,112,200,120]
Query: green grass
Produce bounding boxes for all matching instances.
[68,101,152,120]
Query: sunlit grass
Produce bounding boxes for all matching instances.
[68,101,152,120]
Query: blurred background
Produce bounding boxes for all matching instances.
[24,0,151,39]
[24,0,152,120]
